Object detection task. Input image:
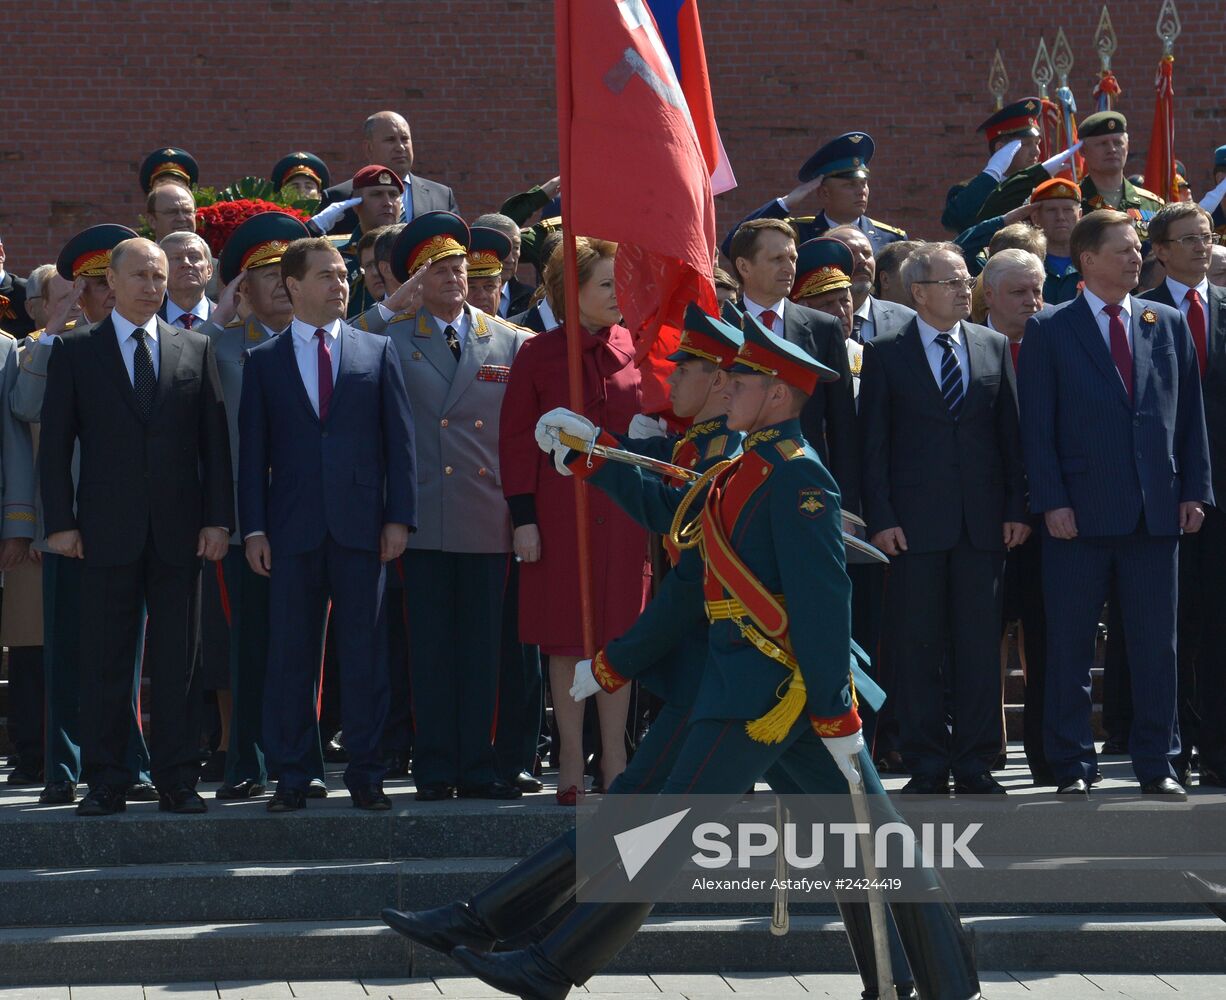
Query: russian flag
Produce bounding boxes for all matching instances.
[646,0,737,195]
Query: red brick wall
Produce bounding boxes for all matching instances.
[2,0,1223,270]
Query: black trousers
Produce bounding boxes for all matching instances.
[890,531,1005,781]
[79,538,203,791]
[6,646,44,773]
[494,558,543,781]
[1175,505,1226,773]
[381,560,414,759]
[1006,531,1050,779]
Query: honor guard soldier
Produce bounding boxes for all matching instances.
[721,131,907,259]
[270,152,330,202]
[943,97,1044,234]
[791,237,861,398]
[383,212,532,801]
[16,226,154,805]
[465,227,513,317]
[977,111,1162,236]
[138,147,199,194]
[199,211,327,799]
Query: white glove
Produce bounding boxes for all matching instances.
[1199,175,1226,216]
[309,196,362,234]
[628,413,669,439]
[984,139,1022,182]
[570,659,602,702]
[822,731,866,786]
[1041,141,1082,177]
[535,407,598,476]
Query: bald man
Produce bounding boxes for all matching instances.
[321,110,459,233]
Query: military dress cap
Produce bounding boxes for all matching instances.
[391,210,470,282]
[798,131,874,183]
[271,152,331,192]
[1215,146,1226,170]
[729,310,839,394]
[467,227,513,278]
[1078,111,1127,137]
[666,302,744,366]
[1031,177,1082,203]
[791,238,853,301]
[218,210,311,286]
[352,164,405,194]
[977,97,1043,145]
[56,224,139,281]
[139,147,199,192]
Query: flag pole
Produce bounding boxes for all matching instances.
[555,0,597,657]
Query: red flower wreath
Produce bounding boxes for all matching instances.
[194,199,311,257]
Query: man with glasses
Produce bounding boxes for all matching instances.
[1140,203,1226,789]
[859,242,1028,796]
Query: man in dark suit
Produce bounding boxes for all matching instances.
[825,226,916,344]
[238,236,416,813]
[1019,210,1212,799]
[726,218,859,514]
[40,238,233,816]
[1140,203,1226,788]
[0,232,34,337]
[860,242,1029,795]
[322,111,459,234]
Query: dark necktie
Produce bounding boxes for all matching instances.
[935,332,965,419]
[1010,340,1021,370]
[315,328,333,421]
[445,324,462,361]
[851,314,865,343]
[1103,303,1133,403]
[179,313,195,330]
[1185,287,1208,377]
[131,328,156,419]
[758,309,777,331]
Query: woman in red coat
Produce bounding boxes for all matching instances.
[499,238,650,803]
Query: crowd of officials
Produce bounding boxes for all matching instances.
[1,103,1225,815]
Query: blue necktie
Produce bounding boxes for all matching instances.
[936,333,964,419]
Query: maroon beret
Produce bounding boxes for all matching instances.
[352,164,404,194]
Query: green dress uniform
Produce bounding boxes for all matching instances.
[944,97,1045,234]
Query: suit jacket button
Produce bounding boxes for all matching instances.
[474,419,484,429]
[440,418,448,427]
[444,466,454,475]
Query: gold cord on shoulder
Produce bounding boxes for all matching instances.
[667,459,734,551]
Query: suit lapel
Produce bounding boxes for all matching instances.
[277,329,319,423]
[1210,285,1226,378]
[443,306,492,413]
[325,324,359,420]
[1069,296,1131,409]
[414,306,459,379]
[961,322,995,415]
[1128,296,1152,411]
[1147,281,1177,311]
[94,316,145,421]
[900,320,953,420]
[151,319,182,415]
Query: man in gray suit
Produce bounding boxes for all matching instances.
[383,212,530,802]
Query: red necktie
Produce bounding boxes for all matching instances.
[1009,340,1021,371]
[1103,303,1133,403]
[758,309,777,330]
[315,328,333,421]
[180,313,194,329]
[1185,287,1208,377]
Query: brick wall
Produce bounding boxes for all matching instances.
[2,0,1223,270]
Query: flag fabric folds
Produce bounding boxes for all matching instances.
[1144,55,1176,203]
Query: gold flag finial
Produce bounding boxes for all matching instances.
[1051,28,1074,88]
[988,48,1009,110]
[1031,37,1054,100]
[1095,6,1117,71]
[1156,0,1181,55]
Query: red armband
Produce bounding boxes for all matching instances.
[592,648,629,693]
[809,708,862,739]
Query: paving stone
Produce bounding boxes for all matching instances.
[583,976,659,994]
[288,983,368,998]
[69,988,145,1000]
[142,987,221,999]
[360,980,440,999]
[719,973,806,994]
[216,984,293,1000]
[1084,973,1177,997]
[793,974,868,997]
[649,976,731,994]
[976,972,1033,998]
[1156,974,1226,997]
[0,990,71,1000]
[1004,972,1104,997]
[430,979,515,998]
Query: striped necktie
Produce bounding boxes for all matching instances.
[935,332,964,418]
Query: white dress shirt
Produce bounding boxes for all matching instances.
[112,310,160,383]
[1081,287,1133,354]
[165,295,210,329]
[537,298,558,331]
[498,281,511,318]
[432,307,472,350]
[1164,275,1210,324]
[290,317,341,417]
[743,295,787,335]
[402,174,414,222]
[917,317,969,396]
[854,296,875,342]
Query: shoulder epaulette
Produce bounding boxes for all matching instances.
[390,311,416,324]
[791,215,817,225]
[0,328,14,341]
[224,318,244,330]
[774,438,806,461]
[869,218,908,236]
[1132,186,1164,204]
[26,328,43,342]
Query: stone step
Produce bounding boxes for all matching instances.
[0,914,1220,986]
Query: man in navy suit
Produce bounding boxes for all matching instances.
[238,237,416,812]
[1018,210,1212,799]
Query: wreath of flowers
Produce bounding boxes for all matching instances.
[194,198,311,257]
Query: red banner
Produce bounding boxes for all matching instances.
[1144,55,1177,203]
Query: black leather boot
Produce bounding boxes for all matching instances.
[836,898,917,999]
[887,869,981,1000]
[1184,871,1226,922]
[382,834,579,955]
[452,899,653,999]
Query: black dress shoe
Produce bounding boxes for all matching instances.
[77,785,126,816]
[1101,737,1128,755]
[1141,777,1188,799]
[267,786,307,812]
[307,778,328,799]
[215,780,266,800]
[350,785,392,810]
[39,781,77,805]
[6,764,43,786]
[125,781,159,802]
[953,772,1007,795]
[901,773,950,795]
[1057,778,1090,797]
[458,779,523,800]
[381,752,410,777]
[381,903,496,954]
[199,750,227,783]
[415,782,455,802]
[875,750,907,774]
[1200,767,1226,788]
[451,944,571,1000]
[159,786,208,814]
[511,770,545,793]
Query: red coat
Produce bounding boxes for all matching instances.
[499,324,651,654]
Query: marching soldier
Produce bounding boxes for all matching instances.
[13,226,153,805]
[383,212,531,801]
[720,131,908,259]
[270,152,330,202]
[943,97,1044,234]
